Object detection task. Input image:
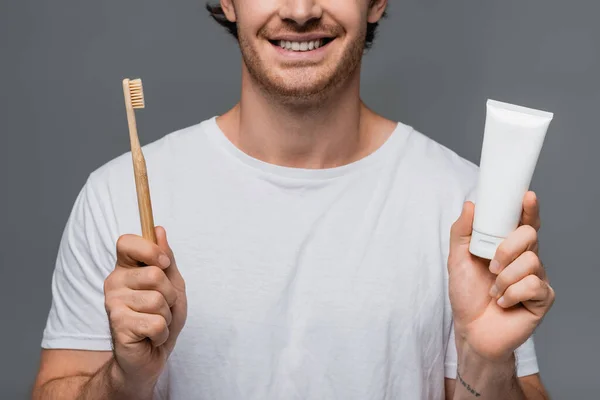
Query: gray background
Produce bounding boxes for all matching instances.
[1,0,598,398]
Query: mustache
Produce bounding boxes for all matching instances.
[259,20,343,38]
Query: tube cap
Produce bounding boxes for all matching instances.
[469,230,505,260]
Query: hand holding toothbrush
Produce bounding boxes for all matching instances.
[103,227,187,397]
[99,78,188,399]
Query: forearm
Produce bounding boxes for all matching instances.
[452,342,525,400]
[33,358,154,400]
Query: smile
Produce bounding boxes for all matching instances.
[268,38,335,52]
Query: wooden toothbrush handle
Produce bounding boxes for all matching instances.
[123,79,157,245]
[132,149,157,244]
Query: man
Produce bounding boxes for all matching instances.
[33,0,555,399]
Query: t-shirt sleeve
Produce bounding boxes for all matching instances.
[41,175,117,351]
[444,322,540,378]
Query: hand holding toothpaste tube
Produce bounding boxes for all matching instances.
[448,194,554,362]
[447,99,555,362]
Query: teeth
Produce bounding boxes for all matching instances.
[278,39,324,52]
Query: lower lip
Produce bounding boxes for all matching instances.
[270,40,333,60]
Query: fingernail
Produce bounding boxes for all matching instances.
[159,254,171,268]
[489,285,499,298]
[489,260,501,274]
[497,296,506,307]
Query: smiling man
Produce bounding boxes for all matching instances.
[33,1,554,399]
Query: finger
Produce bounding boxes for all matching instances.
[155,226,185,290]
[118,289,173,326]
[449,201,475,252]
[123,266,178,307]
[108,307,170,347]
[116,234,172,269]
[135,312,170,347]
[489,225,538,274]
[489,251,545,299]
[497,275,552,310]
[520,191,541,231]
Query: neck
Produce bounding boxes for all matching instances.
[216,66,395,169]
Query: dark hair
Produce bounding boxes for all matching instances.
[205,2,387,49]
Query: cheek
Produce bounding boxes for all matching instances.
[234,0,278,33]
[322,0,368,33]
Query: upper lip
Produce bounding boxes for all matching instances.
[268,34,335,42]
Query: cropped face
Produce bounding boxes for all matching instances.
[221,0,387,102]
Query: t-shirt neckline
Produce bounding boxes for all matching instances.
[203,116,411,181]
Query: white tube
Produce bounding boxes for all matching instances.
[469,99,554,260]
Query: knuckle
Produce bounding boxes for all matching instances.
[148,291,165,310]
[496,275,509,291]
[149,316,168,335]
[108,306,127,327]
[169,288,179,306]
[523,225,538,244]
[494,245,509,262]
[105,289,125,310]
[144,266,165,284]
[524,224,537,237]
[104,270,124,292]
[103,276,113,293]
[524,251,541,270]
[548,286,556,303]
[502,286,515,302]
[104,295,116,311]
[525,275,542,293]
[116,234,131,251]
[164,309,173,326]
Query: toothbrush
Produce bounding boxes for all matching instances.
[122,78,157,244]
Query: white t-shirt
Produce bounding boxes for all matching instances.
[42,117,539,399]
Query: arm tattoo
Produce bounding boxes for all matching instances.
[457,367,481,397]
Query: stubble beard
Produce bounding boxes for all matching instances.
[238,26,367,107]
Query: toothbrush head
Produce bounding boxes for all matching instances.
[124,78,145,109]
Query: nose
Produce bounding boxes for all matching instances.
[279,0,323,26]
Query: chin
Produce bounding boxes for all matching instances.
[250,64,350,104]
[266,79,337,105]
[273,73,332,95]
[240,37,363,105]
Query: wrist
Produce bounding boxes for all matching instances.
[108,359,155,400]
[456,329,516,365]
[456,339,516,370]
[454,341,523,399]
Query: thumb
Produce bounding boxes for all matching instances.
[155,226,187,353]
[154,226,185,289]
[450,201,475,251]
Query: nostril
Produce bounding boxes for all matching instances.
[279,5,323,26]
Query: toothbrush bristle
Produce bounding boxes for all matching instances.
[129,78,145,109]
